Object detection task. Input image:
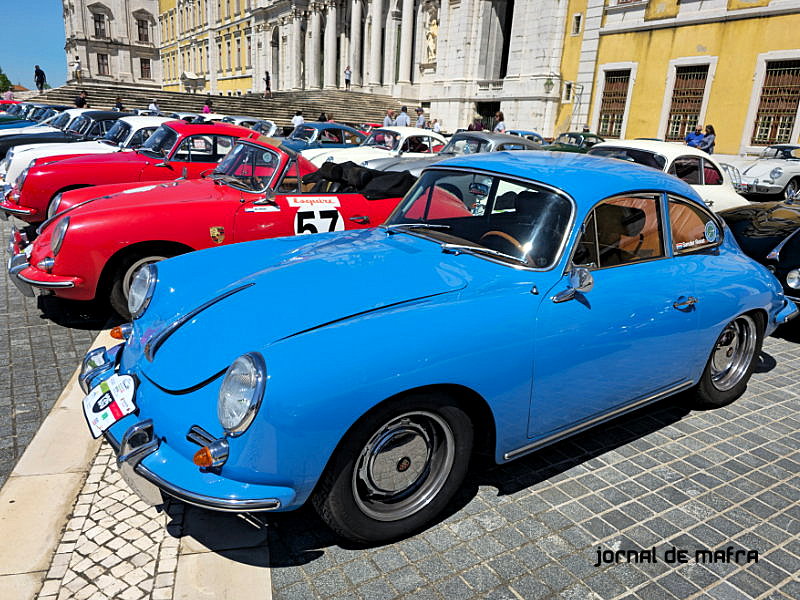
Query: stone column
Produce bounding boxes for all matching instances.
[349,0,363,87]
[291,11,303,89]
[309,6,322,89]
[397,0,414,84]
[369,0,383,86]
[324,1,338,88]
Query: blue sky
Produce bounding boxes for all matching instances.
[0,2,67,89]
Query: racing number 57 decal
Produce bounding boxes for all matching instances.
[287,196,345,235]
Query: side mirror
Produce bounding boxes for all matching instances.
[552,267,593,304]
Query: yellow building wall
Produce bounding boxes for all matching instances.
[591,14,800,153]
[645,0,679,21]
[555,0,590,134]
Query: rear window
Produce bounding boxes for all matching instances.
[588,147,667,170]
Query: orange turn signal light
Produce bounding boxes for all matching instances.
[193,446,214,468]
[110,326,124,340]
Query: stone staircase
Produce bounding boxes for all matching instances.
[27,84,418,130]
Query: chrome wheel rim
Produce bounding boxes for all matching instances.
[785,179,799,200]
[710,315,757,392]
[352,411,455,522]
[123,256,167,300]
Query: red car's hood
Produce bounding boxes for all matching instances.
[39,150,151,170]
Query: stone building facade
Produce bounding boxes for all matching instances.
[63,0,160,87]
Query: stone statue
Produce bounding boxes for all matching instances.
[425,17,438,62]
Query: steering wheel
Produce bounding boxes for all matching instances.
[479,230,525,253]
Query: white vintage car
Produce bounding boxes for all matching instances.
[0,116,169,187]
[737,145,800,199]
[302,126,447,167]
[588,140,749,212]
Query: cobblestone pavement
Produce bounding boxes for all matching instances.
[0,219,105,488]
[36,332,799,599]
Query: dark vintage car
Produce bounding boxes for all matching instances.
[720,200,800,307]
[546,131,605,153]
[0,110,127,159]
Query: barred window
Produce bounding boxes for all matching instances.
[598,70,630,139]
[141,58,151,79]
[137,19,149,43]
[751,60,800,145]
[94,14,107,38]
[665,65,709,142]
[97,54,110,76]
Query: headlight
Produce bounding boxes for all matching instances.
[770,167,783,180]
[16,166,30,188]
[127,263,157,319]
[787,269,800,290]
[47,193,63,219]
[50,216,69,256]
[217,352,266,436]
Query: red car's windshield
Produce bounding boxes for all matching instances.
[213,142,281,191]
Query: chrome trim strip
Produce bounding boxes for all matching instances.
[766,227,800,261]
[503,381,695,461]
[186,425,217,447]
[16,273,75,288]
[136,464,282,512]
[0,205,35,216]
[144,282,254,361]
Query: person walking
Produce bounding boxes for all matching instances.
[202,99,213,114]
[415,107,426,128]
[263,71,272,98]
[74,89,88,108]
[344,66,352,90]
[34,65,46,92]
[493,111,506,133]
[698,124,716,154]
[114,96,125,111]
[71,56,82,83]
[291,111,305,127]
[395,106,411,127]
[383,109,395,127]
[148,99,160,114]
[685,125,704,148]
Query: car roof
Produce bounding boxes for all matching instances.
[81,110,131,120]
[592,139,714,160]
[450,131,539,145]
[118,116,171,127]
[224,115,259,121]
[163,120,256,135]
[766,144,800,150]
[297,121,362,132]
[378,126,440,136]
[433,151,702,203]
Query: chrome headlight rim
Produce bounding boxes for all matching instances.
[47,193,63,219]
[770,167,783,181]
[217,352,267,437]
[50,216,70,256]
[787,269,800,290]
[127,262,157,320]
[16,165,30,188]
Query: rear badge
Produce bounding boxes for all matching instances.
[210,226,225,243]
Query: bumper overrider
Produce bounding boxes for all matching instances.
[79,344,291,513]
[6,230,81,297]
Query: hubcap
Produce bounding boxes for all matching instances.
[785,180,799,200]
[710,315,757,392]
[353,411,455,522]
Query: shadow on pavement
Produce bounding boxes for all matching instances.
[36,295,122,330]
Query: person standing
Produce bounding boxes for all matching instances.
[395,106,411,127]
[71,56,82,83]
[344,66,352,90]
[292,111,305,127]
[114,97,125,111]
[432,119,441,133]
[34,65,46,92]
[148,99,160,114]
[318,111,328,122]
[493,111,506,133]
[383,109,395,127]
[264,71,272,98]
[415,107,426,128]
[202,99,213,114]
[698,124,716,154]
[74,89,88,108]
[685,125,704,147]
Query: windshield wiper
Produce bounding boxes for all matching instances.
[382,223,451,235]
[210,173,247,187]
[441,243,531,267]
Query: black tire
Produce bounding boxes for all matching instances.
[312,392,473,544]
[108,251,173,319]
[783,178,800,201]
[693,312,764,407]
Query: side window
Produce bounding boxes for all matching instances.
[574,195,665,269]
[216,136,234,158]
[320,128,343,144]
[669,198,721,254]
[128,128,155,148]
[343,130,362,145]
[88,122,102,137]
[173,135,213,162]
[402,136,429,153]
[276,160,300,193]
[668,157,703,185]
[702,159,722,185]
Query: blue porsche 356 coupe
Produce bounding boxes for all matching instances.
[80,152,796,543]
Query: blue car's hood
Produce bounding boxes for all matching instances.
[127,229,470,390]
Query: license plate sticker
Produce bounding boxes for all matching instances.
[82,374,136,438]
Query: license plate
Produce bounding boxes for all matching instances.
[82,374,137,438]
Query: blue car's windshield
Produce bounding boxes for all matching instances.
[386,169,573,269]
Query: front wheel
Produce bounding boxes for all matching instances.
[108,252,172,319]
[693,313,764,407]
[784,178,800,201]
[313,393,473,544]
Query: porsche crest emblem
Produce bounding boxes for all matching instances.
[210,226,225,243]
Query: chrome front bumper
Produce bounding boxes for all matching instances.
[7,252,34,297]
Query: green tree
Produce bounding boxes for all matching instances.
[0,66,11,93]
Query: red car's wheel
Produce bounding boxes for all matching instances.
[109,251,173,319]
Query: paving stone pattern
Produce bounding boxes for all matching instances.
[0,220,102,487]
[36,333,800,599]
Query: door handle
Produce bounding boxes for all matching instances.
[673,296,698,310]
[349,215,370,224]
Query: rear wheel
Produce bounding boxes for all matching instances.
[693,313,764,407]
[108,252,172,319]
[313,393,473,544]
